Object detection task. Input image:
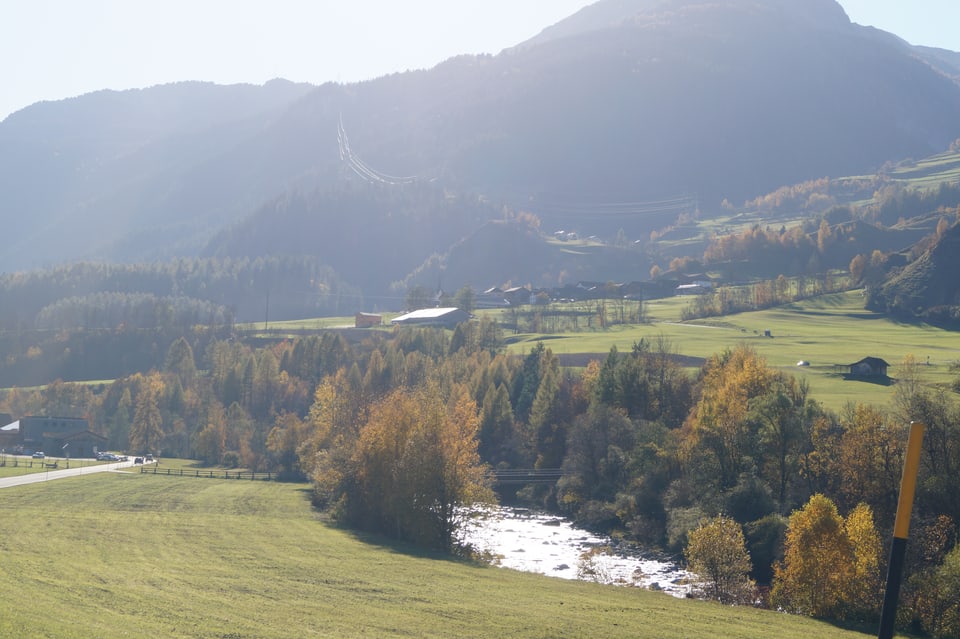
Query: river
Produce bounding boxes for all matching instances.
[459,506,694,597]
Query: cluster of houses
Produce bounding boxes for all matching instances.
[352,276,720,329]
[474,275,715,309]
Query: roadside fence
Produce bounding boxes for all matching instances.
[140,466,274,481]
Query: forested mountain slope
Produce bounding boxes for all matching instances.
[868,222,960,323]
[1,0,959,297]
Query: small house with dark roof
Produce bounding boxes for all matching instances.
[846,357,890,378]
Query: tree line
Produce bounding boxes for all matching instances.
[0,255,360,330]
[1,322,958,635]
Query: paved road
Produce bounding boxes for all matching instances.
[0,458,150,489]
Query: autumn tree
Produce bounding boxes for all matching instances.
[344,384,493,550]
[193,397,226,465]
[129,374,164,454]
[772,495,882,621]
[685,515,756,604]
[773,494,852,617]
[681,345,777,492]
[843,503,883,622]
[833,403,905,523]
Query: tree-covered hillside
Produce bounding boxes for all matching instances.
[2,0,959,279]
[868,221,960,323]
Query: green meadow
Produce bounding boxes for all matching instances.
[0,471,896,639]
[502,291,960,413]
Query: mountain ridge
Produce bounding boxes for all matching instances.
[1,0,959,302]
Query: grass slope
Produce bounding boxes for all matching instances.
[0,472,886,639]
[503,291,960,412]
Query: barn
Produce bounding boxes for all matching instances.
[390,307,471,329]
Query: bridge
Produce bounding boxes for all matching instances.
[491,468,566,485]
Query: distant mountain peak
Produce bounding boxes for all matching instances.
[521,0,851,48]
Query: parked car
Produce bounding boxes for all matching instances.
[31,451,45,459]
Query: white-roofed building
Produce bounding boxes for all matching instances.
[390,307,471,328]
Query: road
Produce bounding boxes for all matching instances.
[0,458,149,489]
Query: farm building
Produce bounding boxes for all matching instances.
[1,416,107,458]
[475,290,511,309]
[390,307,471,329]
[846,357,890,378]
[355,312,383,328]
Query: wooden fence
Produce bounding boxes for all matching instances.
[140,466,274,481]
[0,459,56,469]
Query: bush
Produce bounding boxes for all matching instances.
[221,451,241,468]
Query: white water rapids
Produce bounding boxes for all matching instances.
[459,506,695,597]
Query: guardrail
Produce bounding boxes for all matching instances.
[139,466,274,481]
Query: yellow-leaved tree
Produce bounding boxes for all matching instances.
[772,494,882,621]
[681,344,778,491]
[843,503,883,622]
[685,515,756,604]
[346,383,493,551]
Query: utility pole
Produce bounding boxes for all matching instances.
[878,422,925,639]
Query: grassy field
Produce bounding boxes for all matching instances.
[888,150,960,189]
[0,472,898,639]
[502,291,960,413]
[0,457,52,477]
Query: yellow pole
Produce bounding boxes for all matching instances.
[878,422,925,639]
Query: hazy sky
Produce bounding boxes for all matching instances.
[2,0,959,123]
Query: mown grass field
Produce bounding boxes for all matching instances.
[888,150,960,189]
[0,472,898,639]
[502,291,960,413]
